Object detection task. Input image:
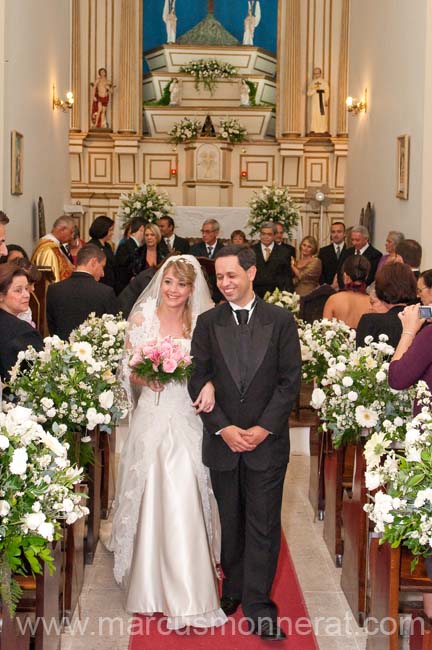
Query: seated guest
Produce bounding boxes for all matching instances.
[190,219,224,259]
[47,244,117,340]
[345,225,382,285]
[6,244,29,263]
[274,222,296,260]
[115,216,147,291]
[395,238,422,279]
[132,223,165,276]
[158,216,190,254]
[377,230,405,271]
[417,269,432,305]
[356,262,417,348]
[318,221,350,287]
[291,236,321,296]
[31,215,75,282]
[323,255,371,328]
[12,258,41,327]
[253,221,294,298]
[88,215,119,293]
[230,229,248,245]
[0,263,43,381]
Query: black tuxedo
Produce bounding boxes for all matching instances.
[318,243,350,286]
[115,237,138,291]
[345,244,382,285]
[160,235,190,256]
[88,238,119,294]
[47,271,117,340]
[0,310,43,381]
[189,299,301,623]
[252,243,294,297]
[131,244,165,277]
[189,239,224,259]
[276,241,296,260]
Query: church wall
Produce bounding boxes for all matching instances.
[1,0,71,252]
[345,0,427,256]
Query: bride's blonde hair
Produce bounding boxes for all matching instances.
[162,259,196,337]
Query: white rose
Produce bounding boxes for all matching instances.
[342,376,353,387]
[5,406,33,430]
[9,448,28,475]
[311,388,326,409]
[24,511,46,530]
[347,391,358,402]
[332,384,342,397]
[0,435,9,450]
[375,370,386,383]
[0,500,11,516]
[61,498,75,513]
[66,511,79,525]
[38,522,55,541]
[98,390,114,410]
[124,206,131,214]
[365,471,381,491]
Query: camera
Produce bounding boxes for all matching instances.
[419,305,432,318]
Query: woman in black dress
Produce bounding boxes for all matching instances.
[88,216,119,293]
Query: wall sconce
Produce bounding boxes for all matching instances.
[170,168,177,176]
[346,90,367,115]
[241,170,247,178]
[52,85,74,111]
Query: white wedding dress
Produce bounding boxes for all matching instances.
[109,299,226,629]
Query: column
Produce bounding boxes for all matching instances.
[70,0,81,132]
[336,0,350,137]
[277,0,301,138]
[118,0,138,133]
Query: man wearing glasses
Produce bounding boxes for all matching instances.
[190,218,224,259]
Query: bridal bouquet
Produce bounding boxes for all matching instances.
[129,337,192,404]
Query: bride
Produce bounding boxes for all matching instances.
[109,255,227,629]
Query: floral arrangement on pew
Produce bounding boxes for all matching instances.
[118,183,173,226]
[169,117,202,144]
[179,59,238,94]
[264,288,300,318]
[217,117,248,144]
[298,317,356,385]
[69,312,127,374]
[310,335,414,448]
[8,336,128,463]
[0,405,88,613]
[364,382,432,564]
[247,184,300,239]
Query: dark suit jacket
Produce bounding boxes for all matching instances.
[190,240,224,259]
[131,244,165,277]
[115,237,138,291]
[189,299,301,472]
[116,268,156,318]
[318,243,350,286]
[252,243,294,297]
[47,271,117,340]
[276,242,296,260]
[356,305,405,349]
[345,244,382,285]
[0,310,43,380]
[88,238,119,294]
[160,235,190,256]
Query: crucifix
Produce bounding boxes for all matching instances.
[208,0,214,13]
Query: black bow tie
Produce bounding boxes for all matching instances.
[235,309,249,325]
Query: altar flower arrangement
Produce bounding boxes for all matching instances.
[217,117,247,144]
[310,335,414,448]
[118,183,173,226]
[70,312,127,374]
[169,117,202,144]
[298,318,356,384]
[247,184,300,238]
[264,288,300,317]
[129,337,192,405]
[0,405,88,613]
[364,383,432,562]
[179,59,238,95]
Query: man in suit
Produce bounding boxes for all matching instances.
[189,245,301,640]
[318,221,350,287]
[47,244,117,339]
[396,239,422,279]
[115,216,147,291]
[158,216,190,255]
[252,222,294,297]
[345,225,382,285]
[190,218,224,302]
[274,222,296,260]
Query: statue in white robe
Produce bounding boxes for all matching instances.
[243,0,261,46]
[307,67,330,134]
[163,0,177,44]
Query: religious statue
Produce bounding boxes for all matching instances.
[240,79,251,106]
[163,0,177,44]
[307,67,330,135]
[243,0,261,46]
[169,78,180,106]
[91,68,113,129]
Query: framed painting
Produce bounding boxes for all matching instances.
[396,134,409,200]
[11,130,23,195]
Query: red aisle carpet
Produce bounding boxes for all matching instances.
[128,535,318,649]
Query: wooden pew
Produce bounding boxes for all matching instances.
[0,607,30,650]
[29,267,55,337]
[62,485,86,623]
[100,428,116,519]
[308,418,325,521]
[85,426,102,564]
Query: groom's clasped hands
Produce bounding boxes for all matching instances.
[221,425,269,452]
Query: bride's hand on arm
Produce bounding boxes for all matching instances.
[193,381,215,414]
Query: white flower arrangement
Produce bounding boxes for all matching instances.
[298,318,356,384]
[310,334,414,448]
[217,117,247,144]
[69,312,127,375]
[118,183,173,227]
[169,117,202,144]
[179,59,238,95]
[364,383,432,562]
[0,405,88,613]
[247,184,301,238]
[264,288,300,317]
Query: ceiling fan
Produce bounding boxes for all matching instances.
[305,184,332,244]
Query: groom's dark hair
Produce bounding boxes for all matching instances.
[215,244,256,270]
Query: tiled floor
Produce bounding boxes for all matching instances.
[61,435,367,650]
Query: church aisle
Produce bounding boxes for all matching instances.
[60,448,367,650]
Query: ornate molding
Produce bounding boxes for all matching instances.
[277,0,301,137]
[71,0,81,131]
[337,0,350,136]
[118,0,138,133]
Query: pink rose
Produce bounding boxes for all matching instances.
[162,358,177,373]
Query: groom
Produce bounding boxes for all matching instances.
[189,245,301,640]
